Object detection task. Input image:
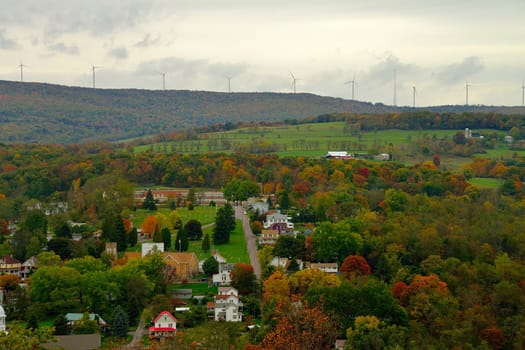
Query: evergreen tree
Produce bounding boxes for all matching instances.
[56,222,72,238]
[53,314,71,335]
[143,190,157,211]
[115,214,127,252]
[161,227,172,250]
[128,227,138,247]
[184,219,203,240]
[202,233,211,252]
[213,203,235,245]
[102,211,127,251]
[174,228,189,252]
[202,256,219,275]
[110,305,129,338]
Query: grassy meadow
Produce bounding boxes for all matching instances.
[128,206,249,264]
[134,122,525,170]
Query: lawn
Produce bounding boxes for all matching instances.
[469,177,504,189]
[187,219,249,264]
[129,206,217,230]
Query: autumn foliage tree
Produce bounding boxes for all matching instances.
[340,255,371,279]
[260,301,336,350]
[140,216,158,239]
[231,263,256,295]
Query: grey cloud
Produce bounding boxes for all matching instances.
[0,30,20,50]
[437,56,484,84]
[134,34,160,48]
[364,55,419,86]
[48,42,79,55]
[108,47,129,60]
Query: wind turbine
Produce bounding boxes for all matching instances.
[393,69,397,107]
[522,79,524,107]
[227,76,233,93]
[19,60,27,82]
[290,72,299,93]
[344,75,356,100]
[159,72,166,90]
[412,86,416,108]
[465,82,471,106]
[91,65,101,89]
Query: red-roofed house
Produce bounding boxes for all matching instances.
[149,311,177,338]
[0,255,21,276]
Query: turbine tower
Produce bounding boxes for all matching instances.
[393,70,397,107]
[290,72,299,93]
[19,60,27,82]
[344,75,356,100]
[412,86,416,108]
[465,82,471,106]
[92,65,101,89]
[227,76,233,93]
[160,72,166,90]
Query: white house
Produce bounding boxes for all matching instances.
[210,287,243,322]
[263,211,294,230]
[212,263,234,286]
[149,311,177,338]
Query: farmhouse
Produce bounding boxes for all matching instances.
[162,252,200,279]
[208,287,243,322]
[122,251,199,280]
[149,311,177,338]
[263,211,294,230]
[325,151,354,160]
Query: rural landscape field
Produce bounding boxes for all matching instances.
[1,1,525,350]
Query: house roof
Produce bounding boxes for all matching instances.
[65,313,106,325]
[22,256,39,267]
[218,286,237,294]
[0,255,21,264]
[153,311,177,324]
[163,252,198,264]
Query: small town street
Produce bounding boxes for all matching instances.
[234,205,261,280]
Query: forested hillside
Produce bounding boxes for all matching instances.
[2,80,524,144]
[0,80,395,144]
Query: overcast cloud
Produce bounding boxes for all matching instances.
[0,0,524,106]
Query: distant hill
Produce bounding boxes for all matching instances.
[0,80,523,144]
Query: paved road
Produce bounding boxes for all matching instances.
[235,205,261,280]
[127,309,148,349]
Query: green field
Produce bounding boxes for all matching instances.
[134,122,525,170]
[129,206,217,230]
[468,177,504,189]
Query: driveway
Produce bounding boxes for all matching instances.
[235,205,261,280]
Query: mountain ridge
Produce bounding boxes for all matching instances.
[0,80,523,144]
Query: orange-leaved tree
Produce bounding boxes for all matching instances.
[260,300,336,350]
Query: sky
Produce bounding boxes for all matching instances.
[0,0,524,107]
